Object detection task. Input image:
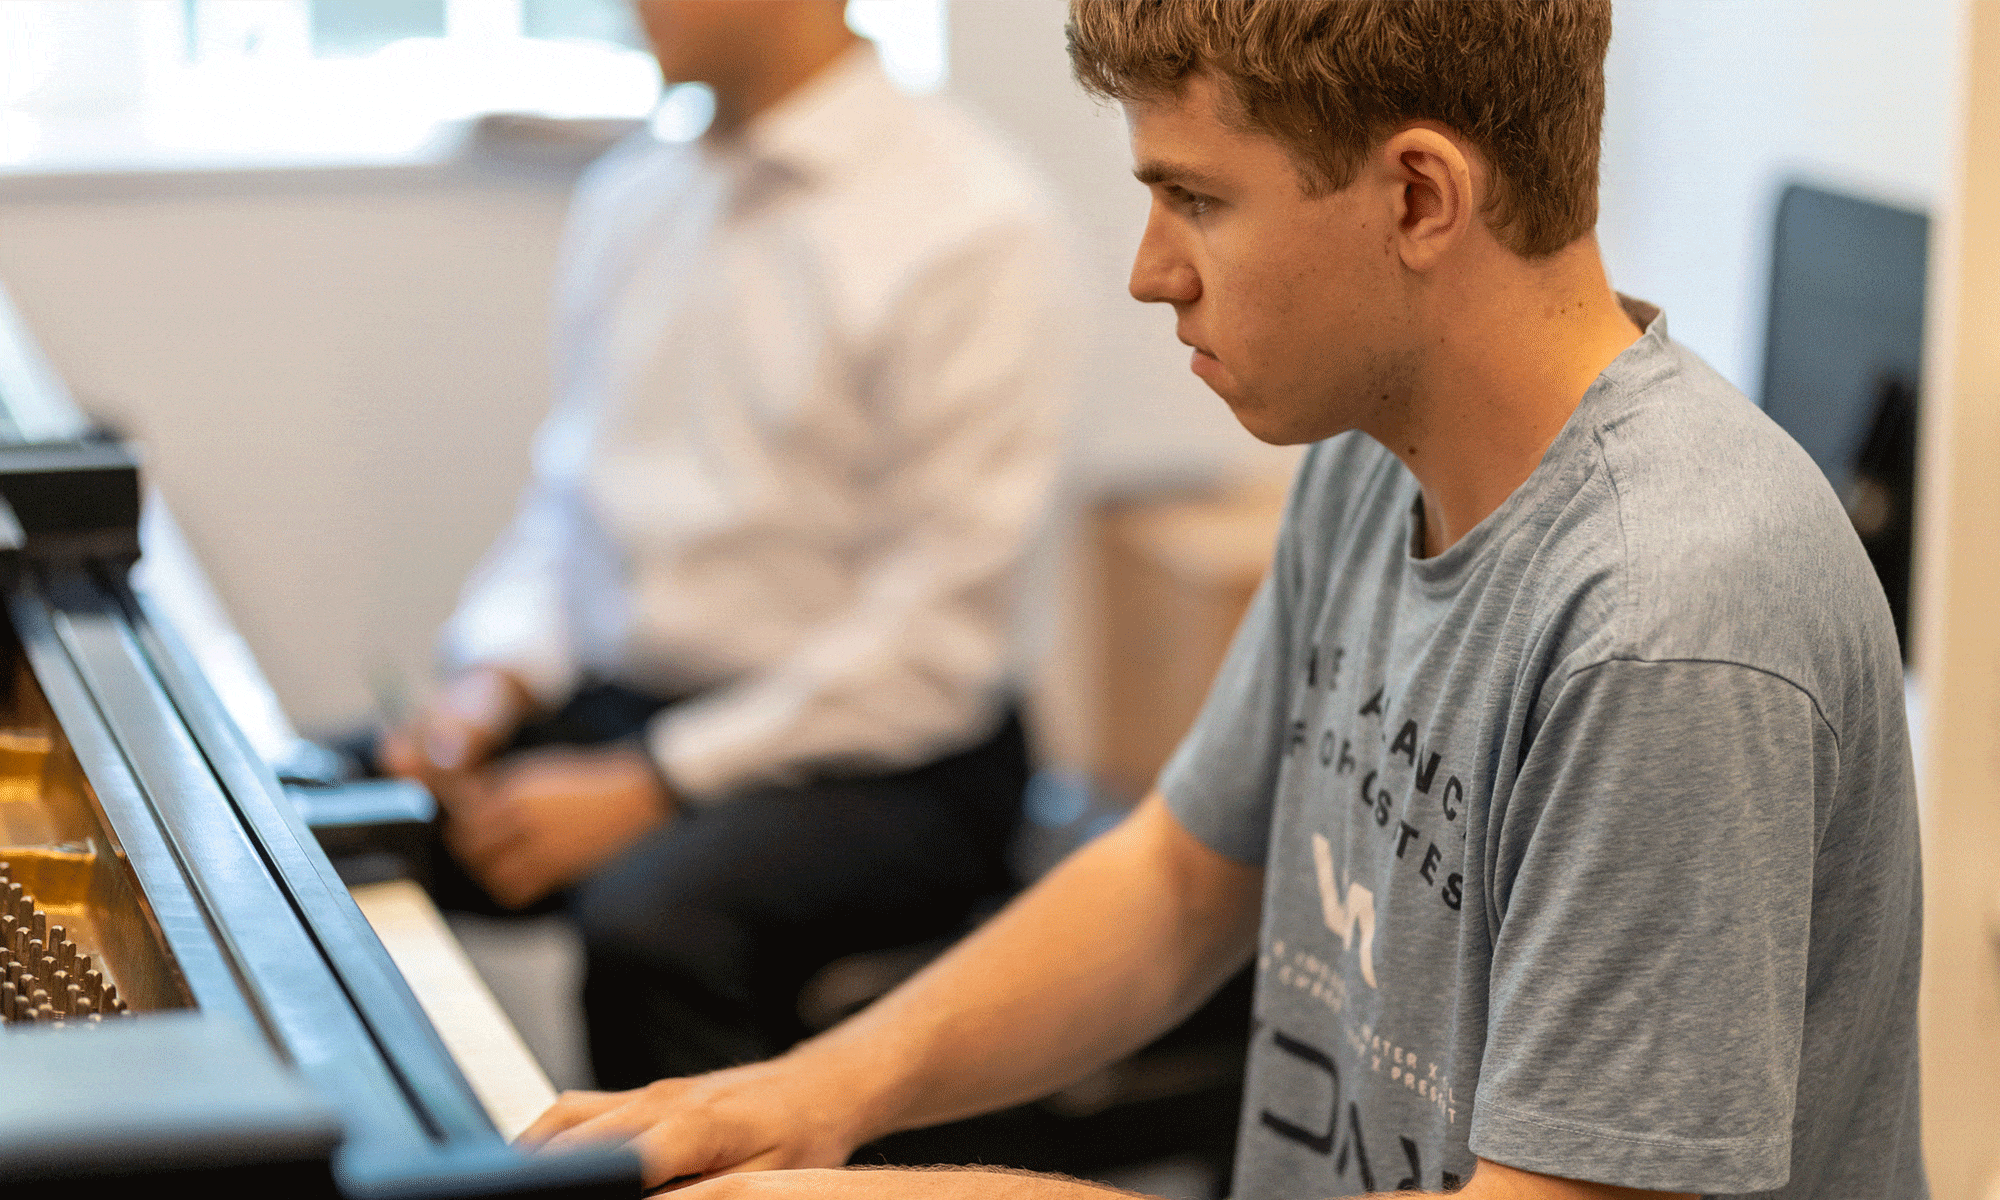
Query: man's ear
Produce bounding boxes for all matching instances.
[1381,125,1477,272]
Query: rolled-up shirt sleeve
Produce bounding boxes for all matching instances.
[437,478,583,710]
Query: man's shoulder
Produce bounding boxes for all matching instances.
[803,76,1060,243]
[1561,334,1900,716]
[794,90,1070,333]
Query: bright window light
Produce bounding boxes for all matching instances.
[0,0,947,170]
[849,0,947,95]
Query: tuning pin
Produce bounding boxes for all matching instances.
[28,910,44,943]
[82,968,103,1002]
[51,970,69,1011]
[101,982,121,1011]
[72,994,93,1017]
[2,980,15,1021]
[28,987,48,1012]
[74,952,92,979]
[63,983,80,1015]
[34,1003,52,1022]
[109,995,127,1015]
[39,956,55,984]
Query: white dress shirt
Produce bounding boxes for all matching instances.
[441,46,1072,802]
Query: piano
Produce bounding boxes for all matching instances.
[0,283,639,1198]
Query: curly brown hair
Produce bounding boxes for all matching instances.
[1067,0,1612,258]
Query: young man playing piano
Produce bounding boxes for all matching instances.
[523,3,1926,1197]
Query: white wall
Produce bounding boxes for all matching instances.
[1598,0,1960,394]
[0,161,574,730]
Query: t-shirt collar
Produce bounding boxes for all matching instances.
[1404,293,1672,586]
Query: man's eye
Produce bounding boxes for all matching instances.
[1168,187,1213,216]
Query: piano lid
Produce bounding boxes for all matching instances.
[0,281,637,1198]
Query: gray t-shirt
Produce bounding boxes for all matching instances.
[1161,302,1924,1198]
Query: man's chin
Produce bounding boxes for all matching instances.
[1223,398,1327,447]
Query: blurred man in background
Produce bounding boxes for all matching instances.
[381,0,1070,1089]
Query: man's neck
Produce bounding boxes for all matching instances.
[704,25,861,139]
[1372,234,1642,558]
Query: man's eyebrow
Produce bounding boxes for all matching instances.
[1133,159,1226,191]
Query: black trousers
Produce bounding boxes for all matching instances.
[449,684,1029,1090]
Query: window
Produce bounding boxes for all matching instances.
[0,0,946,169]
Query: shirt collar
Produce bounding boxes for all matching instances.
[1617,293,1666,341]
[737,42,895,181]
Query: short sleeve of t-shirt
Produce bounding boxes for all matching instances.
[1157,524,1300,866]
[1471,656,1832,1194]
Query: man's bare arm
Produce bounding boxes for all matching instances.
[663,1157,1697,1200]
[518,794,1263,1184]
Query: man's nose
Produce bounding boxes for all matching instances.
[1129,207,1200,306]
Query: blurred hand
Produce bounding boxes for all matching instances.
[518,1059,866,1189]
[442,742,674,908]
[380,666,536,782]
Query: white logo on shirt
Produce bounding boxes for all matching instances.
[1312,832,1378,988]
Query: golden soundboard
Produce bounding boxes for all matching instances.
[0,284,638,1198]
